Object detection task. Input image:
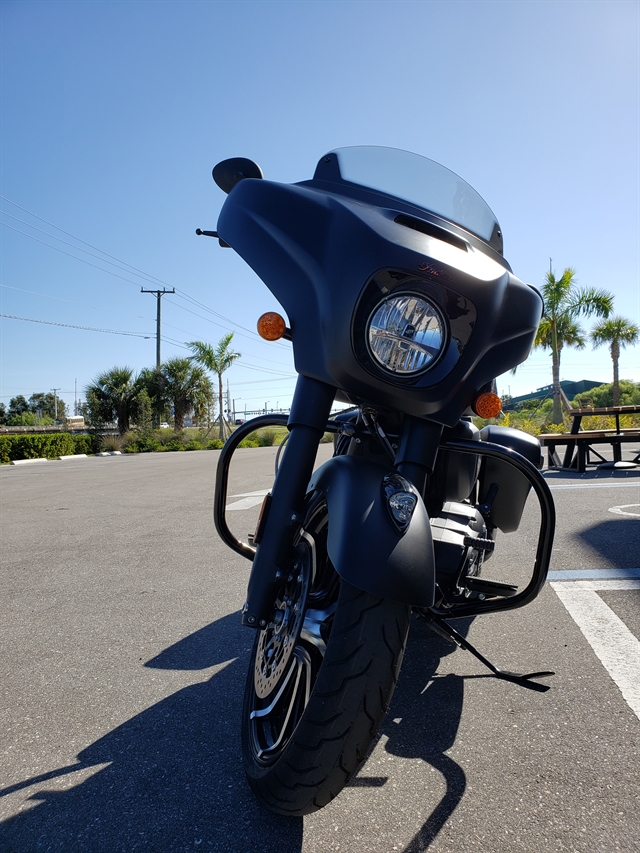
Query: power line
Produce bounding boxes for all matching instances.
[2,217,287,348]
[0,221,150,288]
[0,283,149,321]
[0,313,152,338]
[0,211,166,287]
[1,284,295,372]
[0,283,294,366]
[1,198,288,347]
[1,209,270,339]
[0,195,177,286]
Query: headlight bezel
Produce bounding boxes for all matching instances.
[351,269,477,388]
[365,291,447,378]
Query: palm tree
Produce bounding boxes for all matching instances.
[161,357,213,431]
[138,366,170,426]
[187,334,241,439]
[85,366,143,434]
[535,268,613,423]
[591,316,640,406]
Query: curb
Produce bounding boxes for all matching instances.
[58,454,89,460]
[10,458,49,465]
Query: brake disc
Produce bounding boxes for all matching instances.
[254,541,311,699]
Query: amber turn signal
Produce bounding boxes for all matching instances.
[257,312,287,341]
[473,392,502,419]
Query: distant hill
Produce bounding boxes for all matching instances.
[504,380,605,410]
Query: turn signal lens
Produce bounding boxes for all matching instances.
[473,392,502,419]
[257,312,287,341]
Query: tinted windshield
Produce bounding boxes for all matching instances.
[318,146,499,243]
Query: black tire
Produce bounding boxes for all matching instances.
[241,494,412,816]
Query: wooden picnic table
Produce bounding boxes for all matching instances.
[539,405,640,472]
[567,405,640,435]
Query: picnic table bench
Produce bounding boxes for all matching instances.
[538,405,640,472]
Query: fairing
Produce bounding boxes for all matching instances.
[216,148,542,426]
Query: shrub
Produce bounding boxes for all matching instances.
[156,429,181,447]
[254,428,277,447]
[0,437,12,464]
[540,422,567,434]
[124,433,162,453]
[74,434,99,455]
[0,433,75,462]
[207,438,224,450]
[100,434,124,452]
[573,381,640,409]
[184,440,204,451]
[238,436,260,448]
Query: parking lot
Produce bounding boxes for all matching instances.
[1,449,639,852]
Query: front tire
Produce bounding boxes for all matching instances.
[241,495,411,816]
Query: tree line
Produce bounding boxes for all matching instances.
[528,267,638,423]
[4,271,638,436]
[0,393,67,426]
[85,334,240,437]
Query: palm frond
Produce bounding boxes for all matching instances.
[591,316,640,348]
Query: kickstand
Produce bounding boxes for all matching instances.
[425,615,555,692]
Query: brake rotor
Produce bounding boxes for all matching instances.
[254,543,311,699]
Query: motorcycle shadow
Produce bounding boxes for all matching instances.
[1,613,470,853]
[0,611,304,853]
[370,615,471,852]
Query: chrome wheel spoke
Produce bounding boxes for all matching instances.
[247,499,339,765]
[253,647,312,757]
[300,603,337,656]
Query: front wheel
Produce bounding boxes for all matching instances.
[241,495,412,816]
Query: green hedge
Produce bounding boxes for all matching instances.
[72,434,100,455]
[0,433,100,463]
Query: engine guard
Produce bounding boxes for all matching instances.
[308,455,435,608]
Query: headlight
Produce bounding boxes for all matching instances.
[367,293,445,375]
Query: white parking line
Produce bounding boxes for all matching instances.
[551,576,640,721]
[548,568,640,580]
[226,489,270,511]
[608,504,640,516]
[547,482,640,490]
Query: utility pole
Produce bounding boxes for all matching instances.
[51,388,60,421]
[141,288,175,367]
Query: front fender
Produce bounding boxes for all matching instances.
[308,455,435,607]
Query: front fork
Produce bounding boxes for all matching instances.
[241,375,335,628]
[240,379,444,628]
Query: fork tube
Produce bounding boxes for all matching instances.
[241,375,335,628]
[395,416,443,494]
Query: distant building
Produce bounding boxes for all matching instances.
[504,379,605,410]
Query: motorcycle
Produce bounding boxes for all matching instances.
[199,147,555,816]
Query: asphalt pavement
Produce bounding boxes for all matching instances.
[1,448,639,853]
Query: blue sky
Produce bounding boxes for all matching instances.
[1,0,638,415]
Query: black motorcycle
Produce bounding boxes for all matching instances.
[201,147,555,816]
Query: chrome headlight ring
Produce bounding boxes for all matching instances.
[366,291,447,377]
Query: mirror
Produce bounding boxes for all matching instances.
[212,157,263,194]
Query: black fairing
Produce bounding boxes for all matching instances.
[216,161,542,426]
